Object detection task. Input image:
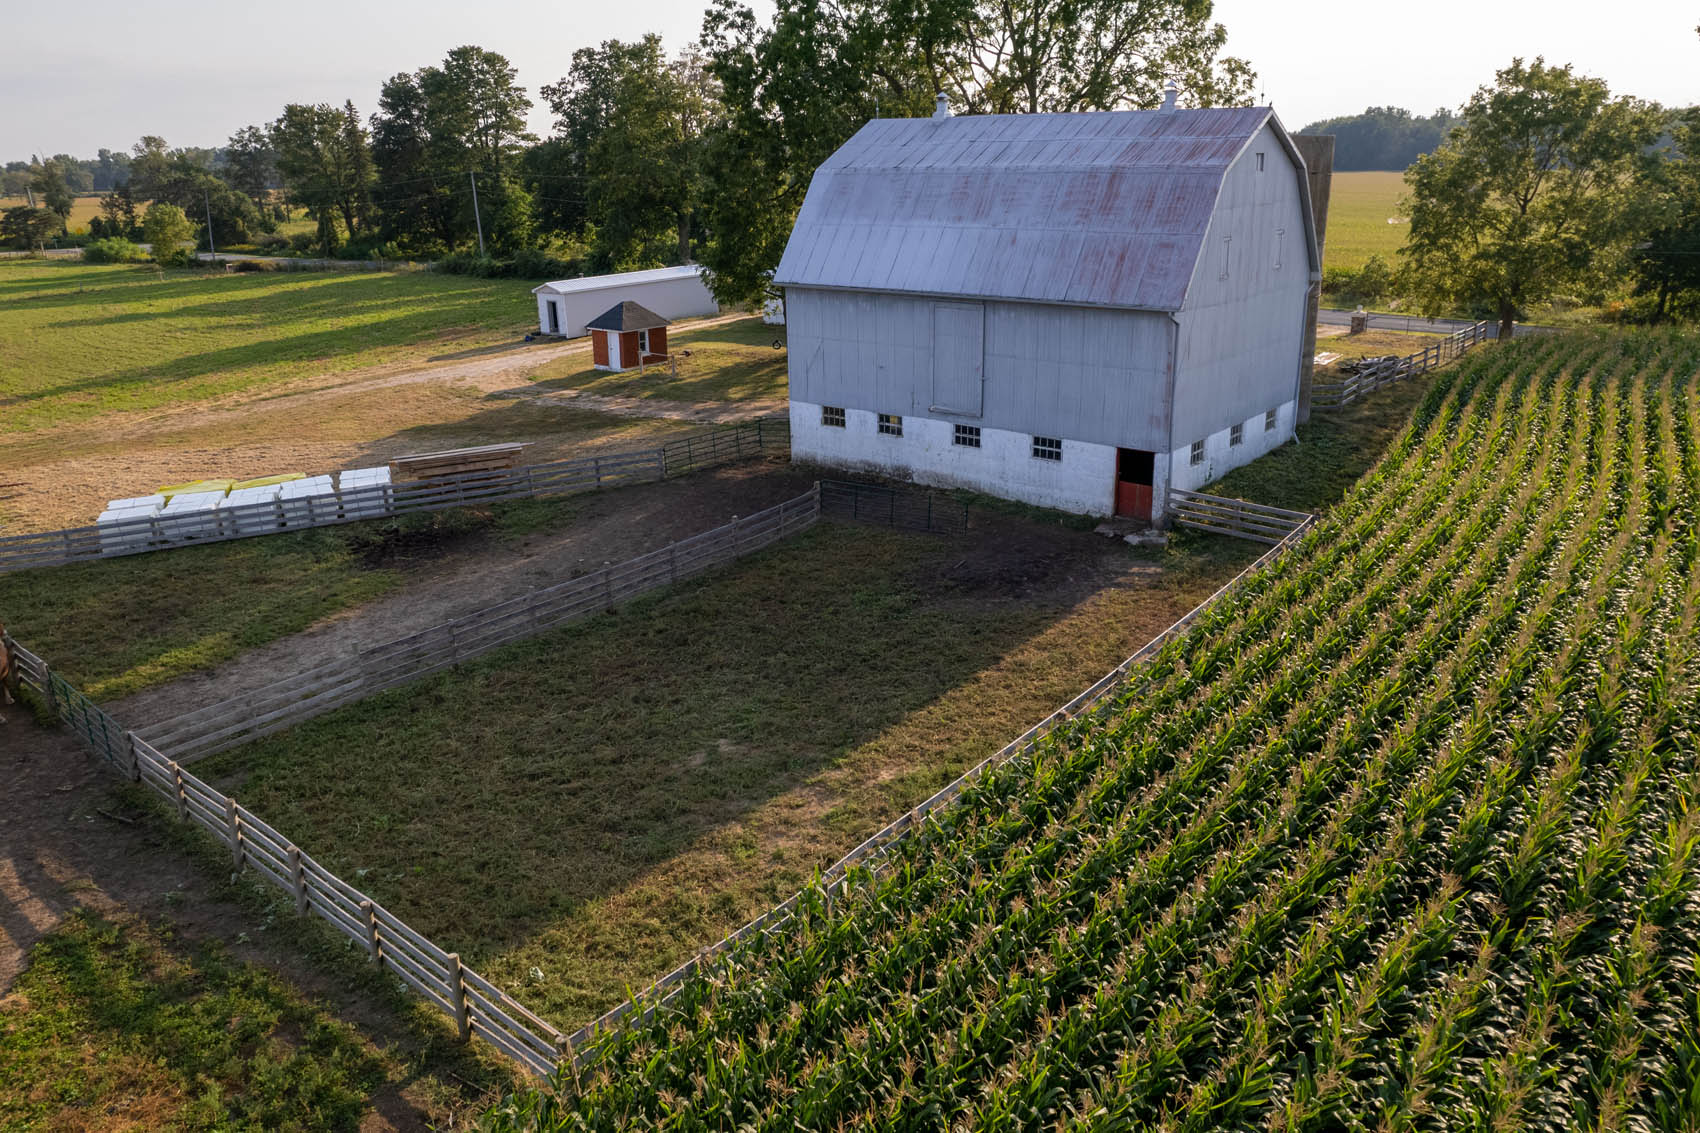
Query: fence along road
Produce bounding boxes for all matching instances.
[0,418,788,576]
[137,490,823,762]
[2,488,824,1077]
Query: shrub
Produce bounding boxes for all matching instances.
[83,237,146,264]
[230,259,278,272]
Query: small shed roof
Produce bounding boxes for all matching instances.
[532,265,704,296]
[585,301,671,332]
[775,106,1315,312]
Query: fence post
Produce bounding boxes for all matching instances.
[171,761,188,820]
[446,952,472,1041]
[289,846,308,915]
[224,797,243,867]
[360,899,381,965]
[123,731,141,782]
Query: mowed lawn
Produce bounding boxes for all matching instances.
[196,519,1248,1031]
[0,259,537,431]
[530,315,787,404]
[1322,169,1409,272]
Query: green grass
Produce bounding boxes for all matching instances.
[530,316,786,403]
[0,259,536,432]
[0,910,390,1132]
[196,520,1243,1030]
[1322,170,1409,273]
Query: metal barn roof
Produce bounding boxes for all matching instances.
[774,106,1302,312]
[585,301,671,332]
[532,264,705,296]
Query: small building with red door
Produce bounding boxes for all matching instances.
[772,92,1328,522]
[586,301,671,373]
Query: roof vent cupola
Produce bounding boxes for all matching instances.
[934,92,951,120]
[1160,80,1180,112]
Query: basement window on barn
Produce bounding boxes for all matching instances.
[1265,408,1278,432]
[1190,439,1205,466]
[878,413,903,437]
[822,406,846,428]
[1230,423,1244,447]
[954,424,982,449]
[1032,436,1062,462]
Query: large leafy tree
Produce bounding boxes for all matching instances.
[30,158,75,223]
[142,202,195,264]
[0,205,61,250]
[1631,109,1700,323]
[224,125,278,206]
[1402,58,1663,337]
[271,103,376,254]
[697,0,1252,304]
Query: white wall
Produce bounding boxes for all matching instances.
[1167,399,1297,497]
[537,273,719,337]
[791,400,1118,516]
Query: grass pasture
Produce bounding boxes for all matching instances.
[1321,169,1408,272]
[0,259,536,432]
[194,518,1249,1031]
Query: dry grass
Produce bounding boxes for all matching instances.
[0,194,120,235]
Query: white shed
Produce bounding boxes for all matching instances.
[776,100,1322,520]
[532,265,719,338]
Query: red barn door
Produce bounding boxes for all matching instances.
[1115,449,1154,520]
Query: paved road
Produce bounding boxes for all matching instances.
[1318,308,1556,337]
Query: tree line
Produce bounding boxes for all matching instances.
[4,0,1254,297]
[1296,106,1462,171]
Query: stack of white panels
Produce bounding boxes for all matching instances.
[218,484,284,535]
[97,494,165,554]
[156,490,226,541]
[278,475,337,527]
[337,466,394,519]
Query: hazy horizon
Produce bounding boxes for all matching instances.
[3,0,1693,163]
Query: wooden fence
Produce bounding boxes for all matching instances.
[818,479,969,536]
[0,418,788,575]
[136,489,822,762]
[1310,320,1495,410]
[560,510,1319,1067]
[1167,489,1314,545]
[2,634,571,1076]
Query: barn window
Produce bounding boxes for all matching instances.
[1190,439,1205,466]
[878,413,903,437]
[822,406,846,428]
[1032,436,1062,462]
[1274,228,1285,270]
[1220,236,1231,281]
[953,424,982,449]
[1265,408,1278,432]
[1230,423,1244,447]
[1256,151,1265,172]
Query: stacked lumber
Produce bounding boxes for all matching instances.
[390,444,531,481]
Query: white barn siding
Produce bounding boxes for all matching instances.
[786,288,1172,453]
[1169,123,1311,447]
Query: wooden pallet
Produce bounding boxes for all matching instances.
[390,443,531,481]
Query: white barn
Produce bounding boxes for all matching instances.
[776,100,1321,520]
[531,265,719,338]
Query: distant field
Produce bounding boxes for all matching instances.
[1323,170,1408,272]
[0,193,113,234]
[0,259,536,432]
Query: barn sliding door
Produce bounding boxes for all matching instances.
[930,301,985,416]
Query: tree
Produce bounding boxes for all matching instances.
[225,125,277,205]
[127,136,173,199]
[695,0,1252,303]
[30,158,74,223]
[1297,106,1461,172]
[142,201,194,263]
[1402,58,1664,338]
[92,148,131,191]
[1631,108,1700,322]
[0,206,61,251]
[100,183,140,237]
[271,103,376,254]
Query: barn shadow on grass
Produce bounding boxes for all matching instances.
[193,516,1247,1029]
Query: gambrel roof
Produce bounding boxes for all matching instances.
[774,106,1317,313]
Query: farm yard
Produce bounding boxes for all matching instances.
[472,327,1700,1129]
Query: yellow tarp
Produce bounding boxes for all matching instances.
[232,473,305,490]
[157,479,235,499]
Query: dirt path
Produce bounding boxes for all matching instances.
[497,385,788,424]
[0,717,496,1129]
[107,461,818,729]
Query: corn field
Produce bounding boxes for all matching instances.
[489,329,1700,1130]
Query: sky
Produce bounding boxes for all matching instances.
[3,0,1694,161]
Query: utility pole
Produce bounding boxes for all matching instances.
[203,188,216,257]
[468,170,486,257]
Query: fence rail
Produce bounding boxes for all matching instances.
[1310,320,1494,410]
[1167,488,1313,545]
[2,633,569,1076]
[818,479,969,536]
[136,489,822,762]
[0,418,788,576]
[560,511,1319,1067]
